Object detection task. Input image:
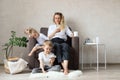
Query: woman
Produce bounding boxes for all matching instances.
[48,12,73,75]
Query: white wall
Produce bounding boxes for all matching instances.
[0,0,120,64]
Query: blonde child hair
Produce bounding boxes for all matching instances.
[43,40,53,48]
[24,27,39,36]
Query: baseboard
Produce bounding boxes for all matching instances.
[79,63,120,68]
[1,63,120,67]
[106,63,120,65]
[79,63,120,65]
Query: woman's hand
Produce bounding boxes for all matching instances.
[71,33,74,38]
[55,28,61,33]
[48,28,61,39]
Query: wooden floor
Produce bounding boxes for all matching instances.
[0,64,120,80]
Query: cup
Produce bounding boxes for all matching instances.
[74,31,78,37]
[96,37,99,43]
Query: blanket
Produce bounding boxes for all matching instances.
[29,70,82,79]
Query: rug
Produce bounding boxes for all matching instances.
[29,70,82,80]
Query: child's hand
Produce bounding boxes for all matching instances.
[49,57,55,66]
[49,59,52,63]
[28,53,32,56]
[49,57,54,62]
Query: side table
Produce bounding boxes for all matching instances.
[81,43,107,71]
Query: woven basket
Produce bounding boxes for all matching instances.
[4,57,19,74]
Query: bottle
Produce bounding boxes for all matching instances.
[96,36,99,43]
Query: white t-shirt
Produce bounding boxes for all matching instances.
[48,24,73,41]
[35,33,48,46]
[38,52,56,67]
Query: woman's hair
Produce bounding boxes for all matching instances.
[53,12,65,30]
[43,40,53,48]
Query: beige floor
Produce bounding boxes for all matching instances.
[0,64,120,80]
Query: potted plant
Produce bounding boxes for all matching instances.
[2,31,28,73]
[2,31,28,60]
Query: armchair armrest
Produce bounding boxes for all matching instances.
[72,37,79,69]
[72,37,79,54]
[28,37,37,52]
[28,37,37,69]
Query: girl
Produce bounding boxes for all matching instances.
[24,27,48,56]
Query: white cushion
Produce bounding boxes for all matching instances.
[8,58,28,74]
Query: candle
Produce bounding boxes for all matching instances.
[96,36,99,43]
[74,31,78,37]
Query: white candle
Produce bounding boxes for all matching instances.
[96,37,99,43]
[74,31,78,37]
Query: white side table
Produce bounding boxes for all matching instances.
[81,43,107,71]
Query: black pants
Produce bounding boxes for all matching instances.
[51,38,70,63]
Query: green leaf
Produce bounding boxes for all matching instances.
[2,30,28,59]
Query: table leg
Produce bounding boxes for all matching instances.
[82,46,84,70]
[96,44,99,72]
[104,45,107,69]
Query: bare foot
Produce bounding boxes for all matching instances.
[64,70,69,75]
[43,71,47,73]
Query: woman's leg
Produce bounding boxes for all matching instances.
[61,60,69,75]
[61,43,70,75]
[53,43,62,63]
[61,43,70,61]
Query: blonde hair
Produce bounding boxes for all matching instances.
[24,27,39,35]
[53,12,65,30]
[43,40,53,48]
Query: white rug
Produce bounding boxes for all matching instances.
[29,70,82,80]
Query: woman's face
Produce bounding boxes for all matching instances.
[54,15,61,25]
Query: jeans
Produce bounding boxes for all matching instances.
[52,38,70,63]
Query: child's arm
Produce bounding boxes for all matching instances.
[28,46,37,56]
[28,45,43,56]
[36,45,44,49]
[39,59,46,73]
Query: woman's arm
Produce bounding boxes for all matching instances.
[66,26,74,38]
[48,25,61,39]
[48,28,61,39]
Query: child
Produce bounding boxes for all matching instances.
[38,40,60,73]
[24,27,48,56]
